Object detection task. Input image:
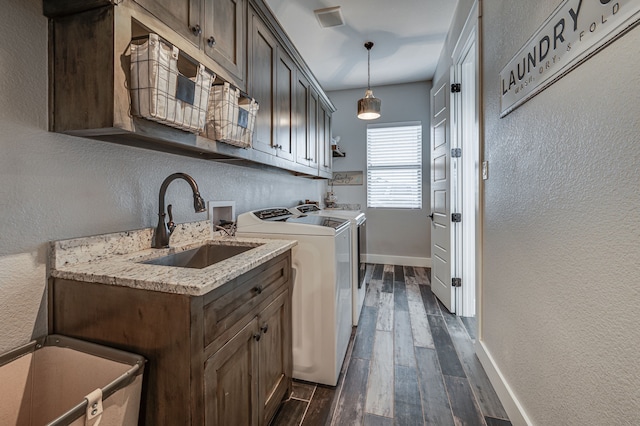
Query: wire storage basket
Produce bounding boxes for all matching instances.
[205,82,259,148]
[130,33,215,133]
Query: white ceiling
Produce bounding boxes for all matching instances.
[265,0,459,92]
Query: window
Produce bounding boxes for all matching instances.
[367,122,422,209]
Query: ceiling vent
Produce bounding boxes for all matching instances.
[314,6,345,28]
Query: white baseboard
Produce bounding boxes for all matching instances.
[475,340,532,426]
[364,254,431,268]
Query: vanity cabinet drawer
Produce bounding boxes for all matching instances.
[203,252,290,350]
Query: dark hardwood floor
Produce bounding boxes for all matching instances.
[271,264,511,426]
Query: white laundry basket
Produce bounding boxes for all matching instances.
[130,33,215,133]
[205,82,259,148]
[0,335,145,426]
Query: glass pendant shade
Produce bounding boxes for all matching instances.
[357,89,381,120]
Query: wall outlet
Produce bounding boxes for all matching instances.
[208,201,236,226]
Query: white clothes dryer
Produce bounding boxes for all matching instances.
[236,208,352,386]
[289,204,367,326]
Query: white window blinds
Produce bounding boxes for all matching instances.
[367,122,422,209]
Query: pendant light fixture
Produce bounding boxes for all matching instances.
[357,41,381,120]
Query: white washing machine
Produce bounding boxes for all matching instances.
[290,204,367,326]
[236,208,352,386]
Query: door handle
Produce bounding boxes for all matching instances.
[428,213,434,220]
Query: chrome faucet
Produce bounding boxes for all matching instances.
[154,173,207,248]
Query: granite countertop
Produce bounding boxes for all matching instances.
[49,220,296,296]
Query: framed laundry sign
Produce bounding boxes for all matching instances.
[330,171,364,186]
[500,0,640,117]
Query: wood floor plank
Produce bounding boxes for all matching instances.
[372,264,384,281]
[484,416,513,426]
[428,314,466,378]
[443,375,486,426]
[442,314,508,419]
[376,292,394,332]
[302,385,335,426]
[403,265,415,278]
[291,380,316,401]
[420,284,442,316]
[461,316,477,341]
[393,281,409,312]
[406,282,435,348]
[272,398,309,426]
[331,357,370,426]
[363,413,394,426]
[352,305,378,360]
[394,364,424,425]
[381,265,394,293]
[414,347,455,426]
[413,267,431,286]
[365,277,382,307]
[394,309,416,367]
[365,330,394,418]
[394,265,405,283]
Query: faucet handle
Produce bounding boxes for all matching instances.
[167,204,176,235]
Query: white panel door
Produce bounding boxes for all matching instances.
[430,74,456,313]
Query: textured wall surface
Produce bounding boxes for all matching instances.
[327,82,432,262]
[0,0,324,353]
[482,0,640,424]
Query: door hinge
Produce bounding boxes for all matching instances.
[451,148,462,158]
[451,213,462,223]
[452,277,462,287]
[451,83,461,93]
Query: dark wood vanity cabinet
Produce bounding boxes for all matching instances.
[204,289,290,425]
[49,251,293,425]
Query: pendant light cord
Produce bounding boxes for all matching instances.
[367,48,371,90]
[365,41,374,90]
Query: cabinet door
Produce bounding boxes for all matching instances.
[249,9,277,154]
[275,49,295,162]
[204,318,260,426]
[258,290,292,425]
[308,87,319,169]
[318,103,332,173]
[203,0,245,82]
[294,72,310,166]
[134,0,202,47]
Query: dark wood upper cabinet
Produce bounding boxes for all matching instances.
[134,0,202,47]
[248,7,277,155]
[275,48,295,161]
[203,0,245,82]
[294,72,311,167]
[42,0,334,178]
[308,87,319,169]
[319,102,332,173]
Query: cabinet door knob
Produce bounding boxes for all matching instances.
[207,36,216,47]
[190,25,202,36]
[260,324,269,334]
[253,333,261,342]
[253,285,263,294]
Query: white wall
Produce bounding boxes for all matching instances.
[479,1,640,425]
[434,0,477,82]
[0,0,324,354]
[327,82,432,266]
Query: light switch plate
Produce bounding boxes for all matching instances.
[482,161,489,180]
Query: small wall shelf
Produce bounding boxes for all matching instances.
[332,145,345,157]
